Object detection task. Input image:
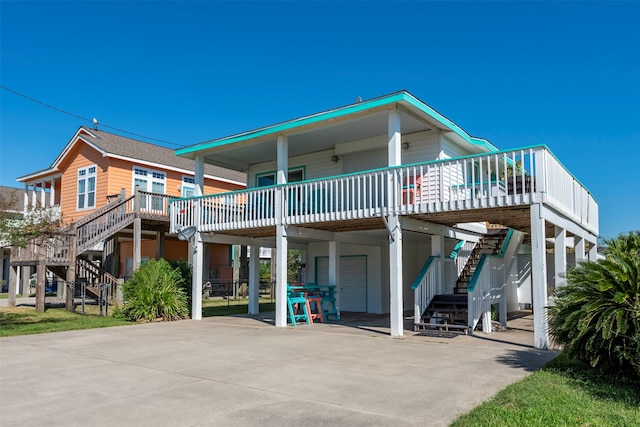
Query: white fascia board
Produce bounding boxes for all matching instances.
[104,153,246,187]
[16,169,59,183]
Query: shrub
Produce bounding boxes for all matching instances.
[168,259,193,307]
[122,259,189,322]
[549,231,640,378]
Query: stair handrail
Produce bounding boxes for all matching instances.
[466,229,523,333]
[412,255,440,327]
[75,193,133,227]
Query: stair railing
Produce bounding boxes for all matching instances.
[466,229,524,333]
[412,256,440,326]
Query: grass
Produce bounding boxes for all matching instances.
[451,353,640,426]
[0,306,131,337]
[0,293,8,299]
[202,296,275,317]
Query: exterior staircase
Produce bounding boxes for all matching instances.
[414,294,469,334]
[454,228,509,294]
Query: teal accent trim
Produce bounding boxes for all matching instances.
[450,241,465,259]
[467,255,489,293]
[411,256,439,290]
[498,229,515,257]
[176,91,498,156]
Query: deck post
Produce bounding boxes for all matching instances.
[328,240,341,317]
[588,242,598,261]
[7,265,17,307]
[190,154,206,321]
[574,237,586,264]
[388,109,404,336]
[431,235,444,294]
[530,203,549,349]
[133,185,141,272]
[554,226,567,289]
[248,244,260,315]
[275,135,289,327]
[35,245,46,312]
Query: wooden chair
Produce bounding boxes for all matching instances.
[402,175,422,204]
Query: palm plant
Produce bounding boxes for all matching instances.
[122,259,189,322]
[549,231,640,378]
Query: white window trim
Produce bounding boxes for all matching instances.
[76,165,97,211]
[132,166,166,195]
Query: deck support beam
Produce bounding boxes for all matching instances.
[190,154,206,321]
[329,241,341,318]
[248,244,260,315]
[275,135,289,328]
[574,237,586,264]
[530,203,549,349]
[388,109,404,336]
[554,226,567,289]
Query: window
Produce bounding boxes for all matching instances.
[182,176,195,198]
[133,167,165,211]
[256,167,304,187]
[77,165,97,210]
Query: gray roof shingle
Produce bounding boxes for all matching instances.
[79,127,246,184]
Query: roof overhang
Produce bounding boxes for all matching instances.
[176,90,498,172]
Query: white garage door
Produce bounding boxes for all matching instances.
[316,255,367,312]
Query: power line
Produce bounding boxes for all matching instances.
[0,85,185,147]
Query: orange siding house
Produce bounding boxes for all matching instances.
[17,127,246,279]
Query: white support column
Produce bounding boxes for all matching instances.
[554,226,567,289]
[191,154,206,321]
[388,109,403,336]
[574,237,585,264]
[24,183,29,211]
[431,235,444,294]
[588,242,598,261]
[49,178,56,207]
[329,241,341,317]
[248,244,260,315]
[40,181,46,207]
[530,204,549,349]
[31,184,36,208]
[275,135,289,327]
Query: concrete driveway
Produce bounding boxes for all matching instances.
[0,313,556,427]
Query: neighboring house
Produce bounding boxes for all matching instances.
[0,186,24,293]
[11,127,246,296]
[171,90,598,349]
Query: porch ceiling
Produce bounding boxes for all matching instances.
[198,109,432,172]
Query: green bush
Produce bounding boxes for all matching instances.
[549,231,640,378]
[168,259,193,307]
[122,259,189,322]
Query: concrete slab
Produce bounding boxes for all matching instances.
[0,312,557,426]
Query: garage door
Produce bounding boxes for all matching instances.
[316,255,367,312]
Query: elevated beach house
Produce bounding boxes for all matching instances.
[10,127,245,301]
[171,91,598,349]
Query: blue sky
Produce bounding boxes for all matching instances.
[1,1,638,239]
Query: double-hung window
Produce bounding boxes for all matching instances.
[77,165,97,210]
[133,167,166,211]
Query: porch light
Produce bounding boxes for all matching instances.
[402,142,409,150]
[331,155,339,162]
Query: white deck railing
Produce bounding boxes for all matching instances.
[467,229,524,333]
[412,256,441,324]
[170,146,598,234]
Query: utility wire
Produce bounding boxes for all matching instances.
[0,85,185,147]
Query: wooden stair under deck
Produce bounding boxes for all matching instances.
[455,228,509,294]
[414,294,469,334]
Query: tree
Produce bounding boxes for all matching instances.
[0,188,62,310]
[548,231,640,378]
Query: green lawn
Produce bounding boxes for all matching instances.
[202,297,275,317]
[0,306,131,337]
[451,354,640,426]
